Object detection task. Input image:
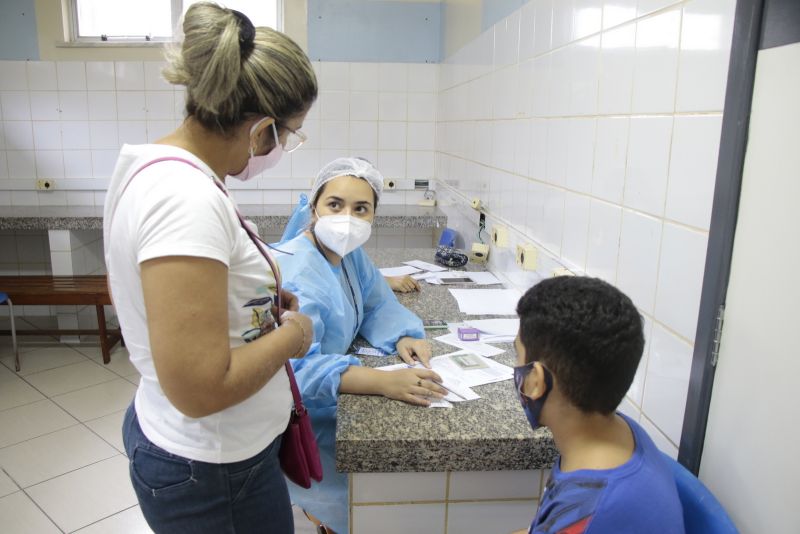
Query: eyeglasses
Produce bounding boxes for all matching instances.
[276,123,307,153]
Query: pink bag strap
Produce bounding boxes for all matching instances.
[126,156,306,413]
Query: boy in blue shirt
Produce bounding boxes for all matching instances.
[512,276,685,534]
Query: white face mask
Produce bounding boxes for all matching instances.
[314,215,372,257]
[230,119,283,181]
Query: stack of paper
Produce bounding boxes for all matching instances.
[448,288,522,315]
[402,260,446,272]
[379,265,422,277]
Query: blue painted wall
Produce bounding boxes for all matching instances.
[0,0,40,60]
[308,0,442,63]
[481,0,525,31]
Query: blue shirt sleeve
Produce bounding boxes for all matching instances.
[348,248,425,354]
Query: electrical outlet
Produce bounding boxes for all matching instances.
[35,179,55,191]
[516,243,538,271]
[491,225,509,247]
[551,267,575,277]
[383,178,396,190]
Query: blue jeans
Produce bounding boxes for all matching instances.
[122,403,293,534]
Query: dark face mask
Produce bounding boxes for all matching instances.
[513,361,553,430]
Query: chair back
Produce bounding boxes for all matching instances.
[663,453,739,534]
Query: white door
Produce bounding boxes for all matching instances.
[698,41,800,533]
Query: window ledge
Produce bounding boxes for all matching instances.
[56,41,169,48]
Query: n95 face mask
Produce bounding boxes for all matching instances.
[314,215,372,257]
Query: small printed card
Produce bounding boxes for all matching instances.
[450,353,489,370]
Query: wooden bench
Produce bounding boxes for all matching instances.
[0,275,122,371]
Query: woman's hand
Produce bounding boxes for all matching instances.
[386,275,421,293]
[279,288,300,312]
[280,310,313,358]
[396,337,432,368]
[378,368,446,406]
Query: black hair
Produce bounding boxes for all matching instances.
[516,276,645,414]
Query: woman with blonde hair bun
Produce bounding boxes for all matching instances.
[103,3,317,532]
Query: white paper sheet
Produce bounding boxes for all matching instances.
[375,360,479,405]
[463,271,502,285]
[433,333,506,357]
[448,288,522,315]
[412,271,438,281]
[403,260,447,272]
[379,265,422,277]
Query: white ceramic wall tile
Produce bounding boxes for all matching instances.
[377,150,406,179]
[32,122,62,150]
[603,0,638,29]
[519,2,537,59]
[116,92,146,120]
[319,62,350,91]
[85,62,116,91]
[654,223,708,342]
[631,9,681,113]
[0,152,7,179]
[533,0,554,55]
[350,121,378,150]
[407,151,434,179]
[349,62,379,92]
[63,151,93,179]
[59,91,89,121]
[495,11,520,67]
[29,92,61,123]
[545,119,568,186]
[56,62,87,91]
[627,315,654,406]
[623,116,673,216]
[35,151,65,179]
[117,121,147,145]
[351,472,446,503]
[4,121,34,150]
[60,122,92,150]
[591,117,628,204]
[639,413,679,458]
[548,47,571,116]
[114,61,145,91]
[7,151,36,179]
[91,150,119,178]
[11,190,38,205]
[598,23,636,114]
[565,118,595,194]
[574,0,604,40]
[1,91,31,120]
[378,122,407,151]
[349,92,378,121]
[87,91,117,121]
[638,0,682,17]
[449,470,542,500]
[352,503,445,534]
[541,186,566,254]
[291,149,320,178]
[561,192,592,270]
[616,209,662,313]
[89,122,119,150]
[641,323,692,444]
[407,63,437,93]
[379,63,409,93]
[675,0,735,111]
[145,91,175,120]
[570,36,600,116]
[665,115,722,230]
[143,61,171,91]
[618,397,641,421]
[551,0,575,49]
[66,191,95,206]
[27,62,58,91]
[320,120,349,150]
[586,199,621,283]
[447,501,538,534]
[379,92,407,121]
[0,61,28,91]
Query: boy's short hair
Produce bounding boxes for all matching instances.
[516,276,644,414]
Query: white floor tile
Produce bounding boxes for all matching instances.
[0,367,45,411]
[52,378,136,422]
[0,399,76,448]
[0,424,118,487]
[24,360,119,397]
[0,491,61,533]
[85,409,126,453]
[27,455,137,533]
[73,505,153,534]
[0,467,19,497]
[0,345,88,376]
[73,345,137,376]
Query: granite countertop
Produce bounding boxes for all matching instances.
[0,205,446,231]
[336,248,557,473]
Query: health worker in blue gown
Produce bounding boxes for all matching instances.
[274,157,447,534]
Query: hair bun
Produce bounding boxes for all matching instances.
[231,9,255,59]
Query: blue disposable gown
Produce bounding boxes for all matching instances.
[274,233,425,534]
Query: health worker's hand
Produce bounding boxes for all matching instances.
[396,337,432,368]
[386,275,421,293]
[379,368,446,406]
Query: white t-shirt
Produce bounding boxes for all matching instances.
[104,144,291,464]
